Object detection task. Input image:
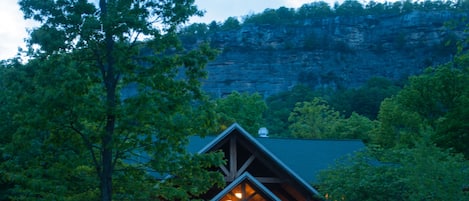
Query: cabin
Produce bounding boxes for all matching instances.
[187,123,365,201]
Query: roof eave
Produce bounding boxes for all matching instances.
[199,123,321,197]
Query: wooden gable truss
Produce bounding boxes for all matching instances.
[197,124,322,201]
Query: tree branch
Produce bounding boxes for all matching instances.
[68,122,102,178]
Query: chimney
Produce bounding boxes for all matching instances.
[258,127,269,138]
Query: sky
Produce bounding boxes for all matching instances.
[0,0,337,61]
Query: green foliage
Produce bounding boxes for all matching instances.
[1,57,101,200]
[1,0,224,200]
[420,0,456,10]
[375,52,469,158]
[335,113,379,143]
[243,7,295,25]
[1,51,226,200]
[265,81,391,139]
[0,62,18,201]
[319,134,469,201]
[182,0,468,30]
[329,77,401,119]
[401,137,469,200]
[319,151,405,200]
[335,0,365,16]
[297,1,334,18]
[221,17,241,30]
[179,23,209,43]
[264,85,316,137]
[213,91,267,135]
[208,20,220,32]
[364,1,386,14]
[375,97,423,148]
[289,98,342,139]
[288,98,377,141]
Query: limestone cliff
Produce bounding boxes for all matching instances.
[186,11,468,97]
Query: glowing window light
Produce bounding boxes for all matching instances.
[235,193,242,199]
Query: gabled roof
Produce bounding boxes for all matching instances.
[188,123,366,184]
[189,123,322,197]
[210,172,281,201]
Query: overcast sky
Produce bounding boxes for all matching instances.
[0,0,341,60]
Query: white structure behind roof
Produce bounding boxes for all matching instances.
[258,127,269,137]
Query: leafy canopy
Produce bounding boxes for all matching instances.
[1,0,224,200]
[213,91,267,134]
[375,52,469,158]
[319,133,469,201]
[288,97,377,141]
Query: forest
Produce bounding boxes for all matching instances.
[213,52,469,199]
[0,0,468,200]
[178,0,469,37]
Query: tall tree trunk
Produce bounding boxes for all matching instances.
[101,85,115,201]
[99,1,116,201]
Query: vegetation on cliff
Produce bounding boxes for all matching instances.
[178,0,468,101]
[179,0,469,37]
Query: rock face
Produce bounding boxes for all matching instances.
[194,11,468,98]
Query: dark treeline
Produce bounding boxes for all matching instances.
[263,76,402,139]
[179,0,469,36]
[245,0,469,24]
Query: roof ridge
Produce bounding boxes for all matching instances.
[256,137,365,142]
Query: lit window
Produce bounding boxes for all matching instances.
[235,193,242,198]
[221,181,266,201]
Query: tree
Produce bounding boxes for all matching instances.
[335,0,365,16]
[297,1,333,18]
[289,98,342,139]
[375,53,469,157]
[1,0,224,200]
[319,151,406,201]
[365,1,385,14]
[329,77,401,119]
[221,16,241,30]
[288,97,376,141]
[0,61,18,201]
[319,133,469,201]
[264,85,316,137]
[335,112,378,143]
[275,6,295,23]
[213,91,267,135]
[374,97,423,148]
[243,8,282,25]
[179,22,209,43]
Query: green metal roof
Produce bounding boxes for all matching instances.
[187,126,365,184]
[186,135,216,153]
[255,137,365,183]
